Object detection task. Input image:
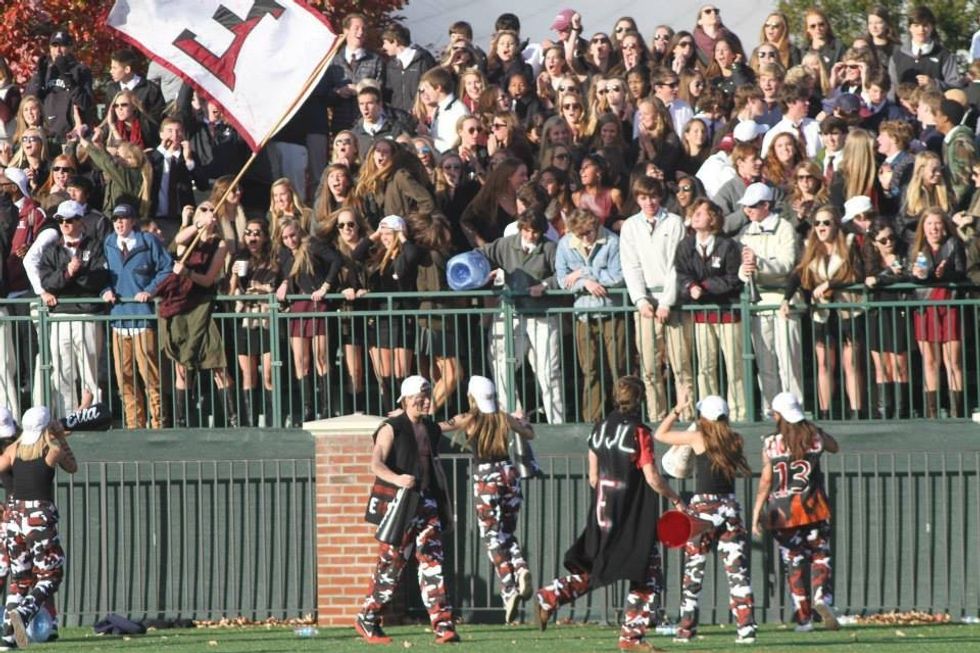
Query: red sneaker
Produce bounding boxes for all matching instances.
[355,615,392,645]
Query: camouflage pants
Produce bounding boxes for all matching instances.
[3,500,64,642]
[678,494,756,640]
[358,493,454,636]
[473,461,527,601]
[773,520,833,625]
[538,548,662,645]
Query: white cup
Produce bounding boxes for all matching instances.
[236,260,249,277]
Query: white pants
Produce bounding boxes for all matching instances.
[749,312,803,414]
[0,308,20,417]
[49,316,99,418]
[267,141,309,200]
[490,315,564,424]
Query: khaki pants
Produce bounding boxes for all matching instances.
[749,312,803,415]
[634,311,695,420]
[112,329,164,429]
[574,317,626,422]
[694,320,745,422]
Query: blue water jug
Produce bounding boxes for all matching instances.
[446,251,491,291]
[28,607,54,643]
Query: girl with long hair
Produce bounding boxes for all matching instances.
[679,69,707,108]
[865,5,901,70]
[898,151,954,244]
[576,33,616,78]
[572,154,623,231]
[353,139,435,230]
[536,166,574,236]
[763,131,805,192]
[705,33,754,97]
[650,25,675,64]
[655,394,757,645]
[486,30,531,87]
[95,89,159,152]
[625,69,651,107]
[802,7,845,69]
[209,175,247,258]
[229,217,279,426]
[908,208,966,418]
[412,136,439,186]
[781,160,828,238]
[829,128,878,210]
[751,392,841,633]
[459,68,487,113]
[557,92,592,145]
[759,11,800,69]
[312,163,353,235]
[679,117,711,176]
[664,31,698,76]
[323,206,373,411]
[275,218,341,423]
[10,127,49,195]
[800,52,831,96]
[0,406,77,651]
[632,98,682,181]
[862,218,910,419]
[439,376,535,622]
[11,96,48,154]
[80,135,152,215]
[353,214,421,401]
[267,177,313,243]
[610,30,652,78]
[781,205,864,419]
[36,153,76,213]
[460,158,528,246]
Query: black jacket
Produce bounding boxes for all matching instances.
[149,150,195,221]
[383,47,436,114]
[25,55,94,140]
[675,234,743,308]
[175,84,249,189]
[103,77,167,123]
[351,108,416,156]
[37,235,108,314]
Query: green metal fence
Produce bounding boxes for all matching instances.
[0,284,977,429]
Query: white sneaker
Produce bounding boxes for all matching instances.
[735,635,756,645]
[795,622,814,633]
[672,637,691,644]
[815,603,840,631]
[504,592,520,624]
[517,568,533,600]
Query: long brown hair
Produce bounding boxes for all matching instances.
[279,218,314,279]
[777,419,822,461]
[698,417,751,482]
[795,206,858,289]
[464,395,510,459]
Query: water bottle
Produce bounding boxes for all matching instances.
[655,623,678,636]
[27,607,54,643]
[294,626,319,638]
[915,252,928,274]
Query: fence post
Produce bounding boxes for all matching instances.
[308,413,386,626]
[739,287,755,421]
[36,302,52,407]
[502,294,517,412]
[268,295,283,427]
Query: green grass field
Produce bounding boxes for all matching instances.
[35,623,980,652]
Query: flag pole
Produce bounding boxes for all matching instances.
[178,34,345,263]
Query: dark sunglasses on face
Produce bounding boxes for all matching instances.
[797,174,816,181]
[21,136,41,143]
[113,102,130,108]
[60,217,81,224]
[465,126,482,134]
[198,207,215,213]
[442,163,462,170]
[337,222,357,230]
[814,219,834,227]
[764,22,782,29]
[562,103,581,110]
[759,51,777,58]
[678,184,695,192]
[876,235,895,244]
[702,7,718,15]
[615,27,628,33]
[492,123,508,129]
[654,34,670,41]
[679,41,694,48]
[658,81,680,88]
[592,37,610,44]
[244,229,264,236]
[52,166,75,173]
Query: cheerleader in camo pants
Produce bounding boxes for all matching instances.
[654,395,757,645]
[751,392,840,632]
[440,376,535,623]
[0,406,77,651]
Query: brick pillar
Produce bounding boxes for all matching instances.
[309,414,384,627]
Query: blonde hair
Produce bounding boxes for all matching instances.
[839,129,877,200]
[905,151,950,217]
[268,177,311,237]
[115,141,152,215]
[697,418,751,482]
[464,394,510,459]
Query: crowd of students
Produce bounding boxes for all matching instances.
[1,4,979,430]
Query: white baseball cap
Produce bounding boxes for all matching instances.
[378,215,406,232]
[732,120,768,143]
[396,375,431,403]
[842,195,873,223]
[771,392,806,423]
[1,167,30,198]
[55,200,85,221]
[467,376,497,414]
[0,407,16,438]
[696,395,729,421]
[738,182,774,207]
[19,406,51,445]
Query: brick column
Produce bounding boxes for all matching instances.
[309,414,384,627]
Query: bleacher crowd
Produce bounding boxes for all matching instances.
[1,5,980,429]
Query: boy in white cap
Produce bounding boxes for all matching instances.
[357,376,459,644]
[752,392,840,633]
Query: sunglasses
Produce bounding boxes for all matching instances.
[465,126,483,134]
[558,85,578,93]
[677,184,695,192]
[654,34,670,41]
[764,22,782,29]
[52,166,75,173]
[417,146,432,154]
[614,27,629,33]
[113,102,130,108]
[442,163,462,170]
[702,7,718,15]
[622,43,639,50]
[759,51,777,58]
[21,136,41,143]
[591,37,610,44]
[59,217,81,224]
[562,103,582,110]
[337,222,357,230]
[678,41,694,48]
[808,22,826,28]
[606,85,623,92]
[875,235,895,244]
[658,81,680,88]
[243,228,264,236]
[198,207,215,213]
[814,219,834,227]
[797,174,816,181]
[492,123,508,129]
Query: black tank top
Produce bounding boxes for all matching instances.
[694,451,735,494]
[12,456,55,502]
[0,469,12,500]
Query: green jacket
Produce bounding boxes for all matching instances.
[943,125,976,211]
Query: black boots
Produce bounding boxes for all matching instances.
[950,390,963,418]
[892,382,907,419]
[925,391,938,418]
[220,388,239,428]
[876,383,891,420]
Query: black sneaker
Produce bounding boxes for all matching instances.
[354,615,392,645]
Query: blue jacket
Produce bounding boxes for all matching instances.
[103,231,173,328]
[555,227,624,320]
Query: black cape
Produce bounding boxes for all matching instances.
[563,411,661,586]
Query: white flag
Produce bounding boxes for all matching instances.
[107,0,339,151]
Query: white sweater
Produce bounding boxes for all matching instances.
[619,209,686,309]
